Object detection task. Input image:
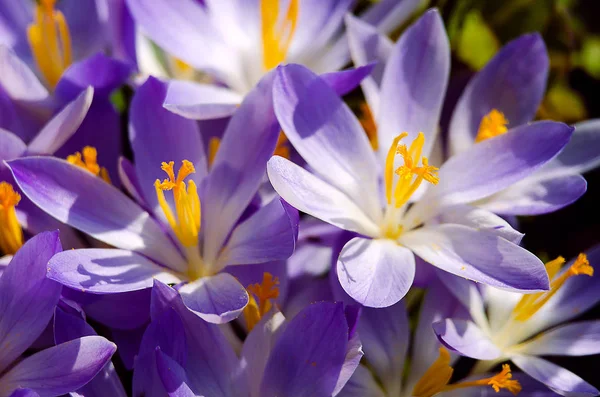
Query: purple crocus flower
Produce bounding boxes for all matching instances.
[0,231,116,396]
[8,72,298,324]
[433,247,600,396]
[347,16,600,216]
[266,10,571,308]
[126,0,420,120]
[134,279,360,397]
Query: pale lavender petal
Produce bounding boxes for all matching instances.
[333,332,363,396]
[155,349,196,397]
[319,64,376,97]
[432,318,502,360]
[0,46,48,102]
[519,321,600,357]
[163,80,242,120]
[449,34,549,155]
[400,225,549,292]
[0,128,26,161]
[0,231,62,373]
[117,157,147,209]
[550,119,600,175]
[337,237,415,308]
[1,336,116,397]
[377,9,450,161]
[360,0,422,34]
[48,248,181,293]
[178,273,248,324]
[8,156,187,270]
[512,355,599,397]
[26,87,93,155]
[272,64,380,221]
[260,302,348,397]
[217,197,297,268]
[336,365,386,397]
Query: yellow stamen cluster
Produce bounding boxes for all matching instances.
[66,147,111,183]
[385,132,439,209]
[359,102,378,151]
[475,109,509,143]
[261,0,299,70]
[27,0,72,88]
[513,254,593,321]
[413,348,522,397]
[243,272,280,332]
[154,160,201,249]
[0,182,23,255]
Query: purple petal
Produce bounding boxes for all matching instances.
[360,0,422,34]
[103,0,137,66]
[377,9,450,160]
[1,336,116,396]
[0,231,62,373]
[449,34,549,155]
[0,46,48,103]
[26,87,94,155]
[260,302,348,397]
[155,349,196,397]
[272,64,380,220]
[217,197,297,268]
[8,156,186,270]
[401,225,549,293]
[337,237,415,308]
[478,173,587,216]
[520,321,600,357]
[178,273,248,324]
[117,157,147,209]
[320,64,376,97]
[512,355,599,397]
[550,119,600,175]
[202,72,280,264]
[0,128,26,161]
[111,324,146,369]
[432,318,502,360]
[428,121,573,208]
[129,76,207,213]
[55,54,132,101]
[333,332,363,396]
[8,389,40,397]
[336,365,386,397]
[48,248,181,293]
[163,80,242,120]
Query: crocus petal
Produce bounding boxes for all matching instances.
[129,76,207,214]
[336,365,386,397]
[449,34,549,155]
[337,237,415,308]
[217,197,297,268]
[178,273,249,324]
[357,302,409,396]
[512,355,599,397]
[272,64,381,221]
[345,14,394,115]
[319,64,376,97]
[8,156,187,270]
[7,389,40,397]
[0,231,62,374]
[267,156,380,237]
[360,0,422,34]
[377,9,450,161]
[424,121,573,210]
[155,349,196,397]
[518,321,600,357]
[477,173,587,216]
[0,46,48,103]
[549,118,600,175]
[118,157,147,210]
[202,72,280,264]
[432,318,502,360]
[26,87,94,155]
[163,80,242,120]
[400,225,549,293]
[333,332,363,396]
[260,302,348,397]
[0,128,26,161]
[1,336,116,397]
[48,248,181,294]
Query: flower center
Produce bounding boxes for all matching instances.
[243,272,280,332]
[475,109,509,143]
[512,253,593,321]
[66,146,111,183]
[382,132,439,239]
[0,182,23,256]
[27,0,72,88]
[261,0,299,71]
[412,348,522,397]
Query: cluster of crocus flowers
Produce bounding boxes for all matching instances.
[0,1,598,396]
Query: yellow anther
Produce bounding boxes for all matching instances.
[359,103,378,151]
[475,109,509,143]
[171,57,195,80]
[415,350,522,397]
[261,0,299,70]
[208,137,220,168]
[154,160,201,248]
[274,131,290,159]
[514,254,593,321]
[243,272,280,332]
[66,146,111,183]
[0,182,23,255]
[27,0,72,88]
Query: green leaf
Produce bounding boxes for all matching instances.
[456,10,500,70]
[580,36,600,79]
[539,82,587,123]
